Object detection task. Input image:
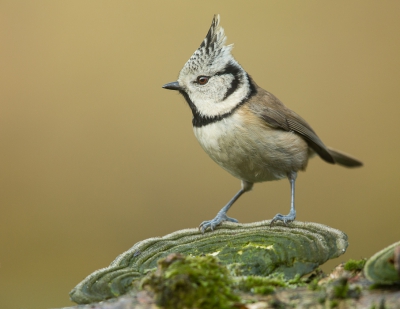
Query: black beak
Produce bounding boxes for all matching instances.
[162,81,181,91]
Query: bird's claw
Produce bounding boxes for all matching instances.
[199,214,238,233]
[270,211,296,227]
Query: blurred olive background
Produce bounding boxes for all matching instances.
[1,1,400,308]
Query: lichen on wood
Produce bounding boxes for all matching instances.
[69,220,348,304]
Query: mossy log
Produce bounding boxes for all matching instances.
[62,222,400,309]
[70,220,347,304]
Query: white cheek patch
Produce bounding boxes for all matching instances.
[190,74,233,105]
[189,76,250,118]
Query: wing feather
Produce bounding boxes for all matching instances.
[247,85,335,164]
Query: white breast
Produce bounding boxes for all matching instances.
[193,111,309,183]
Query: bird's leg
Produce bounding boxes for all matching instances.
[199,180,253,233]
[271,171,297,226]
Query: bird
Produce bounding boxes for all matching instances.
[162,15,362,233]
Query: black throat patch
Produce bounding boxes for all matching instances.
[180,74,257,128]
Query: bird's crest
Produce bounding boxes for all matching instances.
[180,15,233,76]
[200,14,227,55]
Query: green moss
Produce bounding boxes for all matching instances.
[140,253,239,309]
[308,278,321,291]
[332,278,349,299]
[344,259,366,272]
[269,298,286,309]
[288,273,305,286]
[235,275,285,295]
[253,285,276,295]
[235,273,306,296]
[318,294,327,304]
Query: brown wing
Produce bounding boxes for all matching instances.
[247,84,335,164]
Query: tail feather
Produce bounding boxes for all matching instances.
[327,147,363,168]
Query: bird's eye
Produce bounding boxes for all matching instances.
[196,76,209,85]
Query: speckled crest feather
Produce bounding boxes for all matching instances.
[181,14,233,76]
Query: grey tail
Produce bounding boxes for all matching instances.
[327,147,363,168]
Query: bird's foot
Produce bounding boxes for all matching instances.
[270,209,296,226]
[199,213,238,233]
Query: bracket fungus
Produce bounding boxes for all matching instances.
[364,240,400,285]
[70,220,348,304]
